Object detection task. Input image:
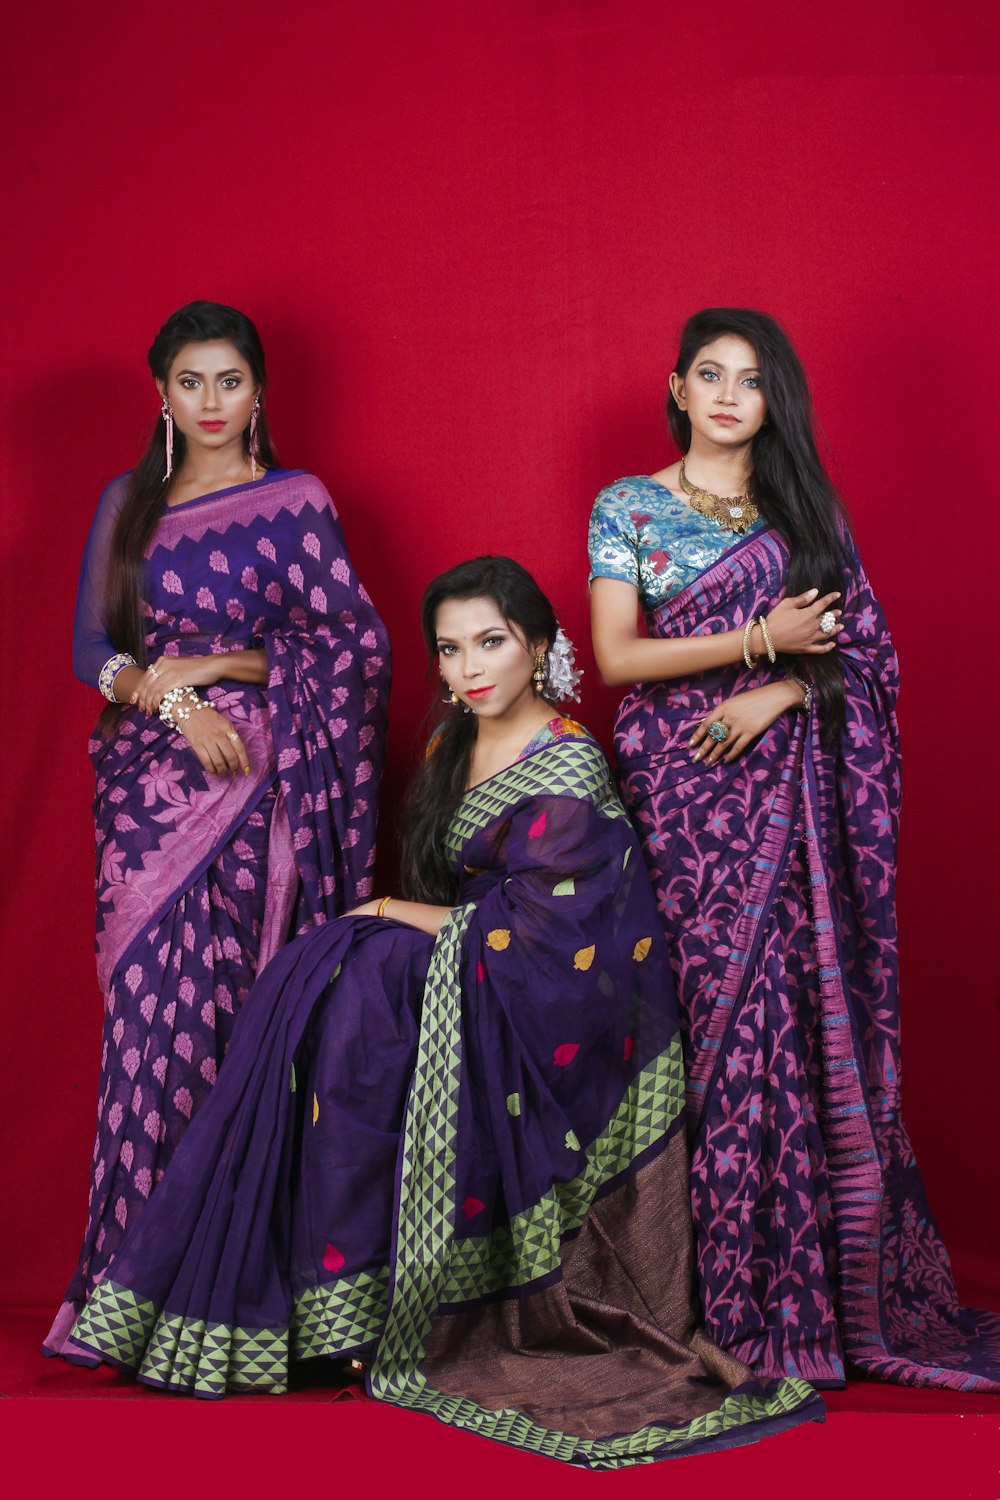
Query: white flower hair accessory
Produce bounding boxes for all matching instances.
[545,627,583,704]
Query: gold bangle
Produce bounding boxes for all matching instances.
[757,615,777,664]
[376,896,392,919]
[742,618,760,669]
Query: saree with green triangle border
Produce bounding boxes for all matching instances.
[72,724,822,1466]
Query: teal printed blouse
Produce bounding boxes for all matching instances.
[588,475,763,612]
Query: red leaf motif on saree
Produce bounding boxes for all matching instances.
[528,811,547,839]
[323,1243,345,1273]
[553,1043,579,1067]
[623,1035,635,1061]
[476,961,486,983]
[463,1198,485,1219]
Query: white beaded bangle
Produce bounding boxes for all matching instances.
[159,685,208,727]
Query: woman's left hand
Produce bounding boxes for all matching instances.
[690,681,803,767]
[130,655,219,715]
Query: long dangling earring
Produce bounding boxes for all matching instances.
[161,397,174,483]
[249,395,261,480]
[532,651,547,695]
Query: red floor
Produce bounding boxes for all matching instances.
[3,1306,999,1499]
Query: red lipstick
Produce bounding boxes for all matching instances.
[198,420,226,431]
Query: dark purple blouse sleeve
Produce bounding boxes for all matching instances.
[72,474,131,689]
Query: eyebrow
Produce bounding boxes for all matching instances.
[696,359,761,374]
[174,367,245,378]
[435,625,507,645]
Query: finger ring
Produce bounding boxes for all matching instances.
[148,666,159,678]
[227,731,240,742]
[819,610,837,635]
[707,720,730,744]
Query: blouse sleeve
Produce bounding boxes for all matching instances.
[72,474,131,690]
[587,484,641,588]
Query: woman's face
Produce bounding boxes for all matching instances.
[669,334,768,449]
[434,595,541,720]
[157,339,259,455]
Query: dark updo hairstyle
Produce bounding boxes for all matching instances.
[104,300,280,675]
[399,556,558,904]
[667,308,854,736]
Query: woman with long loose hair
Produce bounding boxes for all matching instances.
[45,301,390,1358]
[589,307,1000,1390]
[68,557,822,1465]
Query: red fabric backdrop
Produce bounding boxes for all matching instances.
[1,0,998,1310]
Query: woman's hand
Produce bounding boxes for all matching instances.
[760,588,842,656]
[131,655,219,715]
[691,681,804,767]
[178,705,250,776]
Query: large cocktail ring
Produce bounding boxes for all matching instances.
[819,610,837,635]
[707,720,730,744]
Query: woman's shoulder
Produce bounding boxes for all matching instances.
[591,475,678,526]
[92,469,134,520]
[524,715,603,758]
[594,474,667,503]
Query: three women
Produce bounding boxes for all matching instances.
[50,300,997,1459]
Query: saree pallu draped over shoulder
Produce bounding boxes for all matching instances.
[613,524,1000,1390]
[46,472,389,1357]
[70,732,822,1466]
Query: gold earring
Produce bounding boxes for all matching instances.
[532,652,546,693]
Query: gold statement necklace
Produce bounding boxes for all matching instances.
[677,459,760,535]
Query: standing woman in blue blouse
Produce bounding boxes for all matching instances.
[586,308,1000,1391]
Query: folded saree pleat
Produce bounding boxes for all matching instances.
[72,728,821,1465]
[614,525,1000,1390]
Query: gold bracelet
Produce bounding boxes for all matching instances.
[757,615,777,664]
[376,896,392,919]
[742,618,760,669]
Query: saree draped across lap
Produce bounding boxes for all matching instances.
[612,522,1000,1389]
[47,471,389,1353]
[71,731,821,1466]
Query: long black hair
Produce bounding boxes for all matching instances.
[105,301,280,672]
[667,308,853,734]
[399,556,558,904]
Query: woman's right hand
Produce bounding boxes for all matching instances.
[178,705,251,777]
[762,588,842,655]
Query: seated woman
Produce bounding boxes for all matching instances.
[69,557,822,1467]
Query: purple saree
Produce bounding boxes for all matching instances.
[47,470,389,1356]
[70,728,822,1466]
[613,523,1000,1389]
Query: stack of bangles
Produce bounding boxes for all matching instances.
[159,685,209,727]
[376,896,393,918]
[741,615,813,713]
